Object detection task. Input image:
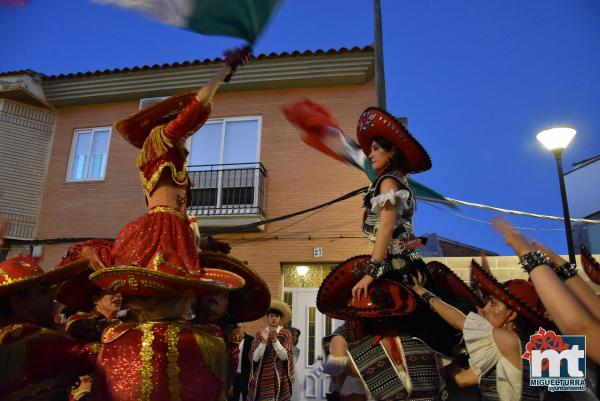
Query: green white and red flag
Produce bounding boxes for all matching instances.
[95,0,281,44]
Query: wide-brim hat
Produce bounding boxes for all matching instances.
[0,256,89,297]
[356,107,432,174]
[581,245,600,285]
[198,251,270,322]
[55,239,114,311]
[470,259,550,328]
[116,92,209,148]
[426,261,484,309]
[89,249,245,298]
[317,255,417,320]
[268,299,292,325]
[90,266,245,298]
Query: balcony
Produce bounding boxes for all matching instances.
[187,163,267,231]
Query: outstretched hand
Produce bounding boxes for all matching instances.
[409,269,427,296]
[492,217,533,256]
[223,46,252,82]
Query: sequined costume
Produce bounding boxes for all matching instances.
[247,328,295,401]
[0,322,99,401]
[90,321,227,401]
[111,97,212,272]
[63,310,120,401]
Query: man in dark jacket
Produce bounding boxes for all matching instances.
[230,323,254,401]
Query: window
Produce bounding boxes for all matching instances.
[139,97,166,110]
[187,117,261,211]
[67,127,111,181]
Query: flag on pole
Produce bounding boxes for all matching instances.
[95,0,282,44]
[282,99,454,206]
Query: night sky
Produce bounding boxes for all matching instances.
[1,0,599,255]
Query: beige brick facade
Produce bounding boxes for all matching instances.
[22,50,599,334]
[36,82,377,333]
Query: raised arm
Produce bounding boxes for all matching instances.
[163,47,250,142]
[493,218,600,364]
[533,241,600,321]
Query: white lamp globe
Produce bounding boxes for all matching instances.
[536,127,576,151]
[295,265,309,277]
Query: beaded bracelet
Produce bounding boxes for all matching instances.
[519,250,551,274]
[419,290,440,312]
[554,262,578,281]
[364,259,392,278]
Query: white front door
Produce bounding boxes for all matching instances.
[291,288,343,401]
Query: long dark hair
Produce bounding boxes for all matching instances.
[372,136,408,175]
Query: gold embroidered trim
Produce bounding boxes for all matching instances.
[192,328,227,394]
[150,250,187,272]
[149,206,187,221]
[0,268,35,286]
[89,342,101,354]
[0,324,24,343]
[136,125,173,168]
[166,325,182,401]
[139,322,155,401]
[139,161,189,197]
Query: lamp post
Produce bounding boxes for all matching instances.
[536,127,577,265]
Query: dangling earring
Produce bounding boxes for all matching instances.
[502,320,515,331]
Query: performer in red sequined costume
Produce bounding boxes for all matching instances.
[88,249,245,401]
[111,47,249,273]
[0,256,99,401]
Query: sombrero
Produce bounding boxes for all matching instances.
[55,239,114,311]
[470,259,550,328]
[317,255,416,321]
[0,256,89,296]
[581,245,600,285]
[116,92,210,149]
[356,107,431,173]
[198,251,270,322]
[426,261,484,309]
[268,299,292,325]
[90,249,244,298]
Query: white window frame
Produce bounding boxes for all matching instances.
[139,96,167,110]
[65,126,112,182]
[187,115,262,210]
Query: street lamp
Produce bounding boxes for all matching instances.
[536,127,577,265]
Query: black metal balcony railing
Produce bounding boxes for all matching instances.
[187,163,266,217]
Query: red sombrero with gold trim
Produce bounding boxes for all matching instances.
[116,92,211,148]
[198,251,270,322]
[317,255,417,320]
[0,256,89,296]
[470,259,550,328]
[55,239,114,310]
[581,245,600,285]
[357,107,432,173]
[90,249,245,298]
[426,261,484,309]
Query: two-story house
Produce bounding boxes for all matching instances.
[2,46,598,401]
